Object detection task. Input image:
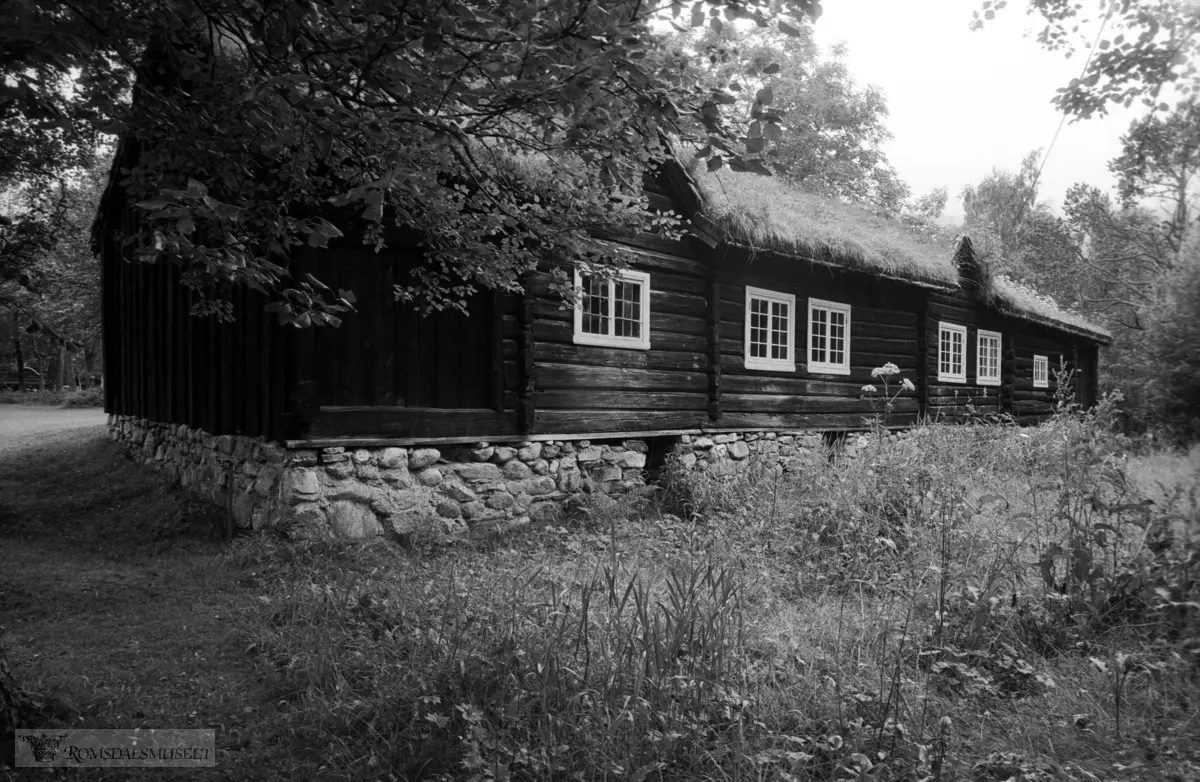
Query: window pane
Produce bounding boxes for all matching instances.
[771,301,789,360]
[582,274,608,335]
[750,298,768,358]
[613,280,641,338]
[811,308,827,363]
[829,310,845,364]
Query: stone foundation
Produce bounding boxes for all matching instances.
[108,416,648,540]
[108,415,878,540]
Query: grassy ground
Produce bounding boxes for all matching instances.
[1,407,1198,781]
[0,422,308,780]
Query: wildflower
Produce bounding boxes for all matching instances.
[871,362,900,378]
[861,384,877,394]
[901,378,916,392]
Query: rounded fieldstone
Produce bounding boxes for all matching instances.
[525,476,558,496]
[380,447,407,468]
[409,448,441,470]
[453,462,504,482]
[352,449,372,464]
[435,502,461,519]
[461,501,488,520]
[417,467,443,486]
[517,443,542,462]
[492,446,518,462]
[485,492,515,510]
[357,464,381,483]
[326,461,354,480]
[502,460,532,480]
[328,500,382,539]
[471,446,495,462]
[441,480,477,503]
[618,451,646,469]
[381,467,414,488]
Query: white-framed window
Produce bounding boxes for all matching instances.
[573,268,651,350]
[744,286,796,371]
[807,298,851,375]
[1033,354,1049,388]
[937,322,967,383]
[977,329,1002,386]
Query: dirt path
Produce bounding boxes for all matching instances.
[0,407,293,780]
[0,405,107,456]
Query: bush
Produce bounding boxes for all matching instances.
[60,386,104,408]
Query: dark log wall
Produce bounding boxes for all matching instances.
[1005,322,1072,422]
[293,247,523,440]
[100,151,290,441]
[101,243,289,440]
[527,232,713,435]
[716,254,925,430]
[923,290,1006,421]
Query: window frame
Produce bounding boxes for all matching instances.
[743,286,797,372]
[1033,354,1049,388]
[937,321,968,383]
[807,297,852,376]
[976,329,1002,387]
[572,267,651,350]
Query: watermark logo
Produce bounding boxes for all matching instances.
[18,733,68,763]
[14,729,216,768]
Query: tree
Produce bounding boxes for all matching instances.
[0,0,823,324]
[0,162,106,389]
[960,150,1044,267]
[975,0,1200,119]
[1108,101,1200,253]
[683,22,910,213]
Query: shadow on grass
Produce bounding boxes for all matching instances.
[0,428,296,780]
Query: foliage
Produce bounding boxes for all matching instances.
[961,149,1044,261]
[680,20,911,214]
[1,159,107,389]
[0,0,823,322]
[975,0,1200,119]
[1109,101,1200,254]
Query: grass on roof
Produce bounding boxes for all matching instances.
[987,275,1113,341]
[687,158,959,286]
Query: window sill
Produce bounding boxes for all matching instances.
[808,364,850,376]
[937,375,967,384]
[745,359,796,372]
[573,333,650,350]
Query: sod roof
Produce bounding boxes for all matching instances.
[687,160,959,287]
[680,155,1110,343]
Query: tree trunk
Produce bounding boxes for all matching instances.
[56,342,66,390]
[10,312,24,392]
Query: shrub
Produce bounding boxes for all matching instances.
[60,386,104,408]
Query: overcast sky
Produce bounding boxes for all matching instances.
[809,0,1146,223]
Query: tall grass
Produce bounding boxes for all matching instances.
[228,397,1200,781]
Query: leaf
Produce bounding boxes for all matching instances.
[763,63,781,75]
[706,155,724,172]
[778,19,802,37]
[337,288,357,305]
[178,217,195,235]
[745,136,766,153]
[710,17,723,33]
[765,121,783,141]
[755,86,774,105]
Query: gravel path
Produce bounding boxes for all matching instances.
[0,405,108,457]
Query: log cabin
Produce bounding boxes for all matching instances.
[97,145,1110,448]
[96,142,1112,537]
